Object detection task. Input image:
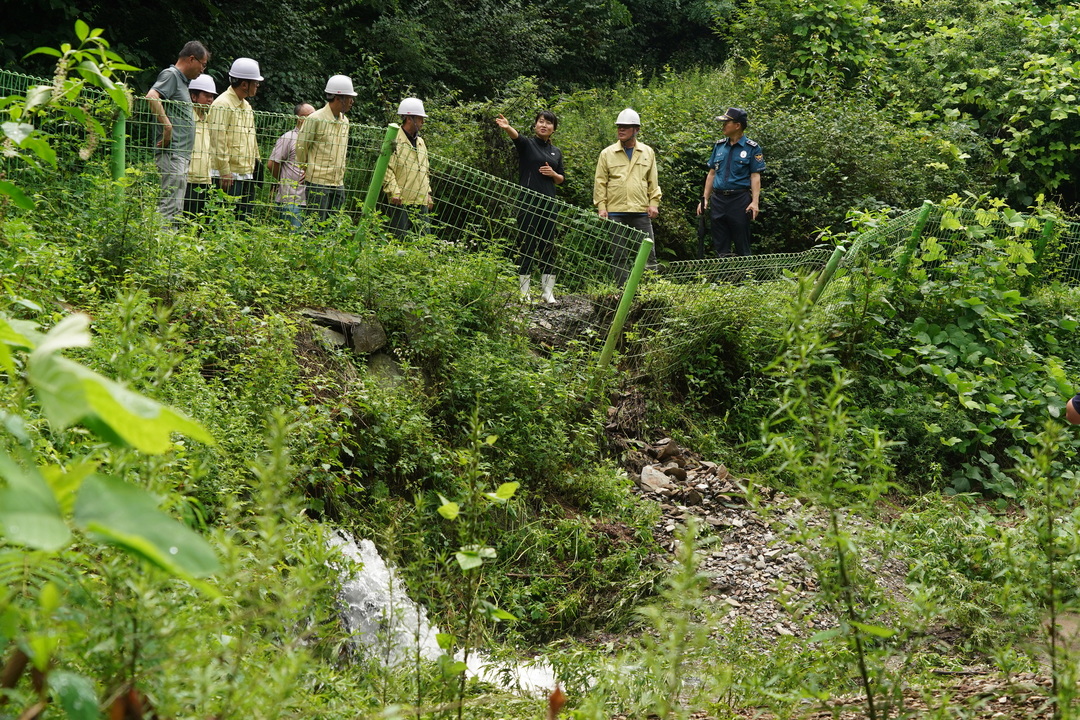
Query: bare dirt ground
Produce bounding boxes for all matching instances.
[603,395,1067,719]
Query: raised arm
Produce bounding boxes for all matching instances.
[495,114,519,140]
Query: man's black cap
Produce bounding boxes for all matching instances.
[716,107,748,126]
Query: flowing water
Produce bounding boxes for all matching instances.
[330,531,558,696]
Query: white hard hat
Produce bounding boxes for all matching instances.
[397,97,427,117]
[615,108,641,126]
[228,57,263,82]
[325,74,357,96]
[188,74,217,95]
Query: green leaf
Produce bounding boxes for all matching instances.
[480,600,517,622]
[455,550,483,571]
[436,494,459,520]
[0,451,70,551]
[0,181,34,211]
[24,86,52,112]
[39,581,61,615]
[940,213,963,230]
[49,670,100,720]
[106,86,130,114]
[75,20,90,42]
[2,121,35,145]
[24,47,63,58]
[0,410,30,447]
[21,137,57,167]
[41,461,97,515]
[29,353,213,453]
[850,620,896,638]
[32,313,91,358]
[436,632,454,650]
[808,627,843,643]
[74,474,221,579]
[493,481,518,501]
[76,60,114,89]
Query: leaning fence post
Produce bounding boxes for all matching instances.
[596,234,655,374]
[110,110,127,182]
[894,200,934,285]
[809,244,846,305]
[354,123,400,244]
[363,123,399,214]
[1022,218,1056,295]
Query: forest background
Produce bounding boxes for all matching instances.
[6,1,1080,719]
[7,0,1080,254]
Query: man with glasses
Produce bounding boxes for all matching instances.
[208,57,263,218]
[146,41,210,224]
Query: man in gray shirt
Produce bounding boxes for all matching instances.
[146,41,210,223]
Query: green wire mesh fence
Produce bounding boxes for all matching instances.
[6,67,1080,384]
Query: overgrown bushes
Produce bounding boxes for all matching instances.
[429,65,985,257]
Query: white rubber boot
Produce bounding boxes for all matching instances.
[541,274,557,305]
[519,275,531,300]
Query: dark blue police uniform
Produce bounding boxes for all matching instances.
[707,135,765,256]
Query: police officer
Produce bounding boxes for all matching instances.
[696,107,764,257]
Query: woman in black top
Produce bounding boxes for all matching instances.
[495,111,565,304]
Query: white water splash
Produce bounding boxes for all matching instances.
[329,531,558,696]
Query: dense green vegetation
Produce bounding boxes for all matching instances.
[8,0,1080,239]
[6,9,1080,720]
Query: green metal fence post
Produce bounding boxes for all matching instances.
[353,123,400,244]
[596,234,655,373]
[809,244,846,305]
[363,123,399,214]
[110,110,127,182]
[894,200,934,285]
[1023,218,1056,295]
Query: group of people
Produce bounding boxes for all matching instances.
[147,42,431,234]
[500,104,765,302]
[148,44,282,221]
[148,42,767,304]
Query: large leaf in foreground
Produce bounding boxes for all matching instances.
[29,354,213,453]
[0,451,70,551]
[74,474,220,578]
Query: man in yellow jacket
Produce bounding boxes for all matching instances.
[593,108,661,284]
[184,73,217,217]
[383,97,433,238]
[296,75,356,223]
[208,57,262,218]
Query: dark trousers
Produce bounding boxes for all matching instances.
[307,184,345,222]
[387,204,429,239]
[608,213,657,285]
[710,190,753,256]
[183,183,213,217]
[217,176,257,218]
[517,194,558,275]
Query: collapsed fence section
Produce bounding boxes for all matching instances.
[839,201,1080,288]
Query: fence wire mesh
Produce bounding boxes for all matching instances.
[6,67,1080,383]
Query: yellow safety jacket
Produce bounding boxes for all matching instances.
[188,112,212,184]
[207,86,259,176]
[383,126,431,205]
[593,140,662,214]
[295,103,349,186]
